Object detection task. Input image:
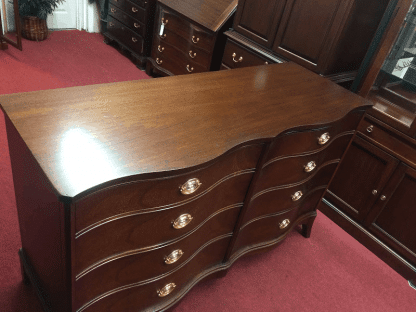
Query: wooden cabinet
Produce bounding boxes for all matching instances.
[146,0,237,76]
[223,0,391,83]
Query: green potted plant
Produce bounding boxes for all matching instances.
[17,0,65,41]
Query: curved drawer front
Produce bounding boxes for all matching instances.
[77,235,231,312]
[263,109,363,164]
[75,143,262,233]
[255,133,352,192]
[243,162,337,225]
[109,4,145,37]
[107,16,143,54]
[75,171,253,275]
[110,0,146,22]
[222,39,274,69]
[75,207,238,310]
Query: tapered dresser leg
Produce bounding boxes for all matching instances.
[301,215,316,238]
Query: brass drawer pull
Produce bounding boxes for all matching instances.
[186,65,194,73]
[134,22,140,28]
[109,22,114,27]
[291,191,303,201]
[192,36,199,44]
[180,178,201,195]
[160,34,166,39]
[173,213,193,229]
[158,45,164,52]
[318,132,330,145]
[157,283,176,297]
[161,18,168,26]
[110,8,116,13]
[189,50,196,58]
[367,125,374,133]
[232,52,243,63]
[380,195,387,201]
[164,249,184,264]
[372,189,378,195]
[156,58,163,65]
[132,37,138,43]
[132,7,138,13]
[279,219,290,229]
[304,161,316,173]
[265,61,269,65]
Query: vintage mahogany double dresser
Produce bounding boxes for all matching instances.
[3,62,412,312]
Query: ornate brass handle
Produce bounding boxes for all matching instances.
[132,37,138,43]
[160,34,166,39]
[164,249,184,264]
[189,50,196,58]
[372,189,378,195]
[304,161,316,173]
[192,36,199,44]
[367,125,374,133]
[109,22,114,27]
[158,45,164,52]
[156,58,163,65]
[232,52,243,63]
[318,132,330,145]
[380,195,387,201]
[291,191,303,201]
[173,213,193,229]
[132,7,138,13]
[279,219,290,229]
[157,283,176,297]
[180,178,201,195]
[110,8,116,13]
[186,65,194,73]
[134,22,140,28]
[161,18,168,26]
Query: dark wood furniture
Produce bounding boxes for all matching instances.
[146,0,237,76]
[221,0,391,85]
[103,0,157,69]
[319,0,416,289]
[0,63,370,312]
[0,0,22,51]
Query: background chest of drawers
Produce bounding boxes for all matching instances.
[103,0,157,69]
[146,0,237,76]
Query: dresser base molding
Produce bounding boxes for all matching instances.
[318,199,416,283]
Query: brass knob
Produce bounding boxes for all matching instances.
[134,22,140,28]
[161,18,168,26]
[279,219,290,229]
[367,125,374,133]
[372,189,378,195]
[173,213,193,229]
[265,61,269,65]
[110,8,116,13]
[318,132,330,145]
[192,36,199,44]
[157,283,176,297]
[189,50,196,58]
[232,52,243,63]
[109,22,114,27]
[304,161,316,173]
[291,191,303,201]
[164,249,184,264]
[132,7,138,13]
[186,65,194,73]
[160,34,166,39]
[156,58,163,65]
[132,37,138,43]
[158,45,164,52]
[180,178,201,195]
[380,195,386,201]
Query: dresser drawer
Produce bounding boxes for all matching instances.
[108,3,145,37]
[222,39,273,69]
[75,170,254,274]
[110,0,146,23]
[75,143,262,232]
[76,235,231,312]
[128,0,149,9]
[243,162,337,224]
[107,16,143,54]
[75,207,238,310]
[263,109,364,164]
[357,115,416,167]
[255,133,352,192]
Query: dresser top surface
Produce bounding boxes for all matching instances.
[0,63,370,197]
[158,0,237,32]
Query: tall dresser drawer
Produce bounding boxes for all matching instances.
[110,0,146,23]
[108,3,145,37]
[222,39,273,69]
[107,16,143,54]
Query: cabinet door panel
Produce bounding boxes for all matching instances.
[364,164,416,264]
[327,136,399,222]
[233,0,287,47]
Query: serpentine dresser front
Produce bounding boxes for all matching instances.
[0,63,369,312]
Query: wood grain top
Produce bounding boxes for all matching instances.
[159,0,237,32]
[0,63,370,197]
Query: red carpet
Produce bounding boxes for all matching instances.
[1,30,415,312]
